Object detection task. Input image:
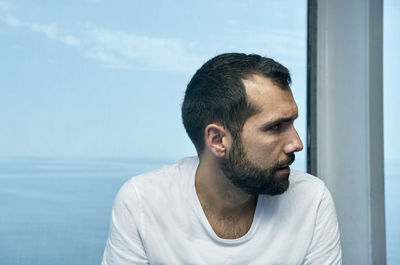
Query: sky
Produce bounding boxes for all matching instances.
[0,0,308,168]
[383,0,400,166]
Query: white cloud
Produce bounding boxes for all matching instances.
[3,15,20,26]
[2,15,82,47]
[63,34,81,46]
[1,12,205,73]
[85,48,133,70]
[29,23,58,39]
[87,28,205,72]
[0,1,307,74]
[1,12,305,73]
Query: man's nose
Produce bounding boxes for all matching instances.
[284,126,303,154]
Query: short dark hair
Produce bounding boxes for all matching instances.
[181,53,291,155]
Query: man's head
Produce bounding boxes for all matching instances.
[182,53,303,195]
[182,53,292,155]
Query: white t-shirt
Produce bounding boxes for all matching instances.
[102,157,341,265]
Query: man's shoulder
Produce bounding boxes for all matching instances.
[116,156,198,203]
[259,170,332,225]
[130,156,197,184]
[289,170,325,186]
[285,170,328,199]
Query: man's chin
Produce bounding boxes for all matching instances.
[241,177,290,196]
[265,179,289,196]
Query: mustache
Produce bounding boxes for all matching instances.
[274,153,295,170]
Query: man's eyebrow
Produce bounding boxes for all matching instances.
[260,114,298,128]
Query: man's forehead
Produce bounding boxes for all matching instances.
[242,74,274,95]
[242,74,298,122]
[242,74,291,102]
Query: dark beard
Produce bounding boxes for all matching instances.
[220,138,295,196]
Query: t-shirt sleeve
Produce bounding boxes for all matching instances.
[102,181,149,265]
[303,186,342,265]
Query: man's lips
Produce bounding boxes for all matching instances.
[278,161,293,169]
[275,156,294,172]
[276,162,293,172]
[277,166,290,171]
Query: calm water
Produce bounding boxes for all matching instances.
[385,161,400,265]
[0,158,166,265]
[0,158,398,265]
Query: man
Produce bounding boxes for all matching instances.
[102,53,342,264]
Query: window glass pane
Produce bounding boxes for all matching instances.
[0,1,307,264]
[384,1,400,264]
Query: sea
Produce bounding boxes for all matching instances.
[0,157,398,265]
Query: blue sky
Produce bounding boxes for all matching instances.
[384,0,400,165]
[0,0,398,170]
[0,0,308,168]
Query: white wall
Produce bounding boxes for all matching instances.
[312,0,386,264]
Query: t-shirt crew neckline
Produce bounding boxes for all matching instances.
[189,157,264,245]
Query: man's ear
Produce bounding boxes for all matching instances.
[204,124,230,158]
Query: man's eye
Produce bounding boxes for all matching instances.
[270,124,281,131]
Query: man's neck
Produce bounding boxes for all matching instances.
[194,156,258,239]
